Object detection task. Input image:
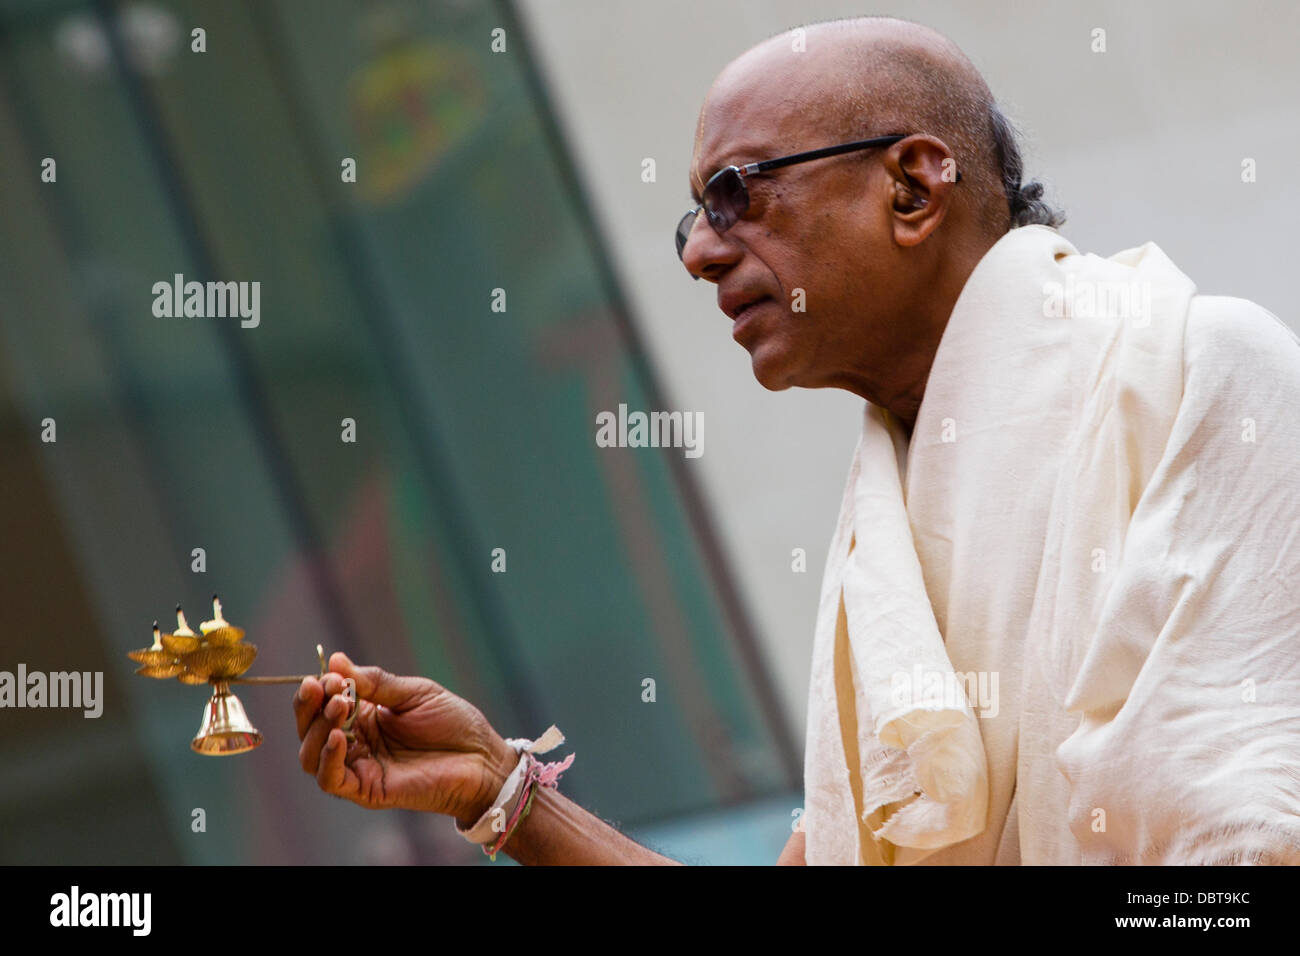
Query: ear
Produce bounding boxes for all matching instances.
[882,135,960,247]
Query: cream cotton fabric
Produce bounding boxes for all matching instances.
[803,224,1300,865]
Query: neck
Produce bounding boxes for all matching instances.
[853,234,995,429]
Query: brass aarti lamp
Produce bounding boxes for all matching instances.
[128,595,355,755]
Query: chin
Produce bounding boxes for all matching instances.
[747,346,799,391]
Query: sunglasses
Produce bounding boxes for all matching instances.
[676,133,958,266]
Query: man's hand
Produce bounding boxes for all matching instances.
[294,652,515,826]
[295,653,680,864]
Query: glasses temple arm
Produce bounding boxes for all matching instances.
[748,135,907,174]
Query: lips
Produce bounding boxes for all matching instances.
[719,289,772,321]
[730,297,772,343]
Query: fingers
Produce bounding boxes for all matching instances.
[317,728,351,794]
[294,678,323,740]
[293,674,347,740]
[298,692,349,775]
[321,672,347,699]
[329,652,441,709]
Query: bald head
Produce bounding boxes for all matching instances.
[694,16,1059,235]
[680,17,1060,425]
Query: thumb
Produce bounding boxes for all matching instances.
[328,652,439,710]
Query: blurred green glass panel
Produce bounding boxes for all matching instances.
[0,0,794,864]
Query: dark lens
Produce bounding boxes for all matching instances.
[675,210,697,259]
[704,167,748,231]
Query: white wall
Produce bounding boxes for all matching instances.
[515,0,1300,738]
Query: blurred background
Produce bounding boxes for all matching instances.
[0,0,1295,864]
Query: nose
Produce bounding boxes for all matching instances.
[681,213,743,282]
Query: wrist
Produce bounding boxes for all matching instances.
[498,772,552,859]
[455,732,520,829]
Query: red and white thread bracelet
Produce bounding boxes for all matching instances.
[455,725,574,848]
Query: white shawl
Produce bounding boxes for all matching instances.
[804,224,1300,865]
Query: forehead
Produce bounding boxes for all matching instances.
[689,51,832,198]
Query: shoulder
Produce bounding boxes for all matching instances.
[1185,295,1300,374]
[1175,294,1300,455]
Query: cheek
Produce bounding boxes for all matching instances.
[752,193,854,316]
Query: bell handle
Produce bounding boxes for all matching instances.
[228,675,316,685]
[227,645,332,685]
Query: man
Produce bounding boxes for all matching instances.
[296,17,1300,864]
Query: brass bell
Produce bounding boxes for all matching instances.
[191,681,263,755]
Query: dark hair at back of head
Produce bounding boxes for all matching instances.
[989,103,1065,229]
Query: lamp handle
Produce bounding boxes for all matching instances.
[228,643,331,684]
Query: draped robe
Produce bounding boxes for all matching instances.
[803,224,1300,865]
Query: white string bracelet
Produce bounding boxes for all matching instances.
[455,725,573,846]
